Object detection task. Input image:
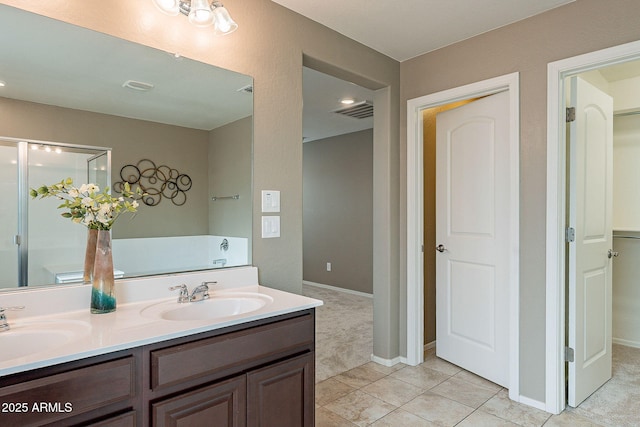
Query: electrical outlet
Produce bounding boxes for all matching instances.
[326,262,332,272]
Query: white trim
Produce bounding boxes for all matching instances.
[302,280,373,298]
[370,354,403,367]
[517,396,547,412]
[545,39,640,415]
[424,340,436,351]
[612,338,640,349]
[406,72,520,401]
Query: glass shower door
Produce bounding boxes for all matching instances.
[0,140,19,288]
[27,143,110,286]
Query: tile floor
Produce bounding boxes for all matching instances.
[303,284,640,426]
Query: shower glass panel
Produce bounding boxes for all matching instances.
[87,151,109,189]
[0,137,111,289]
[0,141,19,287]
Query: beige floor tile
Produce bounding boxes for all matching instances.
[480,390,551,427]
[370,409,438,426]
[453,369,503,392]
[420,354,463,376]
[457,410,520,426]
[362,376,425,407]
[367,360,406,375]
[390,364,450,390]
[430,376,499,408]
[401,391,475,426]
[324,390,397,427]
[315,406,358,427]
[544,409,604,427]
[334,363,388,389]
[316,377,357,406]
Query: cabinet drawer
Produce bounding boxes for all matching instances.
[151,313,313,390]
[0,357,136,426]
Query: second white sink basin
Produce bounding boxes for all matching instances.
[0,320,91,363]
[141,292,274,321]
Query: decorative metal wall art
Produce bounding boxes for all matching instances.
[113,159,192,206]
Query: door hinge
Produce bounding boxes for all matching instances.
[566,107,576,123]
[421,245,424,253]
[13,235,21,246]
[565,346,575,363]
[566,227,575,243]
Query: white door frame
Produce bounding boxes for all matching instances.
[545,39,640,414]
[406,72,520,401]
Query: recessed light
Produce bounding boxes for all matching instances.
[0,80,6,87]
[340,98,355,105]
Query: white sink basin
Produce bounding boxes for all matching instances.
[0,320,91,363]
[141,292,274,321]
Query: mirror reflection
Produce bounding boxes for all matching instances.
[0,4,253,290]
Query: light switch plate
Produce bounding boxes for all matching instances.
[261,190,280,213]
[261,215,280,238]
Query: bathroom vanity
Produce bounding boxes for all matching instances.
[0,267,321,426]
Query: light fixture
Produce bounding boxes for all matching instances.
[340,98,356,105]
[0,80,6,87]
[152,0,238,34]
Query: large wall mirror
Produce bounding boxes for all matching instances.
[0,4,253,290]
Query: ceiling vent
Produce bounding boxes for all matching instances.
[332,100,373,119]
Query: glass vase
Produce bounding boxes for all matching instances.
[91,230,116,314]
[83,228,98,284]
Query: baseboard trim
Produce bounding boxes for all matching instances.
[424,340,436,351]
[370,354,403,367]
[517,395,546,411]
[302,280,373,298]
[613,337,640,349]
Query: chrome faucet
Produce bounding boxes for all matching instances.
[169,284,190,303]
[0,306,25,332]
[169,281,217,303]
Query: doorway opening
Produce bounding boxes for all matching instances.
[546,39,640,414]
[406,72,520,401]
[301,65,375,380]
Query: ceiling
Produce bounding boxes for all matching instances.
[272,0,575,62]
[298,0,576,142]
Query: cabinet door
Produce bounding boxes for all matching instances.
[247,352,314,427]
[152,376,246,427]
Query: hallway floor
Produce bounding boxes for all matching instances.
[304,284,640,426]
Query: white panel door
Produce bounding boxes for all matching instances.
[435,91,510,387]
[567,76,613,407]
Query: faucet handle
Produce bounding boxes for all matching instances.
[169,284,189,303]
[201,281,218,287]
[0,306,24,332]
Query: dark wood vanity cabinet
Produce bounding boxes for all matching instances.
[0,309,315,427]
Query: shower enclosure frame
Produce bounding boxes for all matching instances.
[4,136,111,287]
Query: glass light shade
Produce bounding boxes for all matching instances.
[188,0,215,27]
[152,0,180,16]
[213,5,238,35]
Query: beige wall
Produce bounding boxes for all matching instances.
[0,97,210,238]
[401,0,640,403]
[208,116,253,246]
[303,129,373,294]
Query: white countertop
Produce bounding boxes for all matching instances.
[0,267,322,377]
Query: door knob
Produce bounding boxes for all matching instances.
[608,249,619,259]
[435,244,447,253]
